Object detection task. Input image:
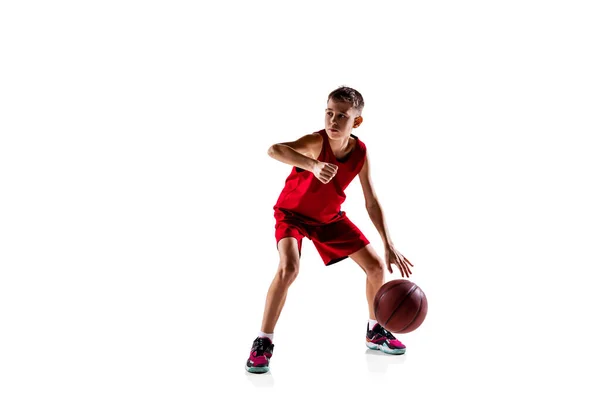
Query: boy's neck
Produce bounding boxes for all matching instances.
[328,134,354,154]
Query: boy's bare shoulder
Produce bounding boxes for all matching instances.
[278,132,323,159]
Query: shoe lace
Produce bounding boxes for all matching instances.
[253,337,270,355]
[378,325,397,340]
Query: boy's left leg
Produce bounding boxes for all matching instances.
[348,244,384,320]
[312,216,406,354]
[349,245,406,355]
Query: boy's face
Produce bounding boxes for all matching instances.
[325,99,363,139]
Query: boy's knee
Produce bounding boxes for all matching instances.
[365,260,385,276]
[277,259,299,283]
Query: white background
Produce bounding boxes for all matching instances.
[1,1,599,399]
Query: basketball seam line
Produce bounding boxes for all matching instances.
[374,283,404,322]
[384,284,418,328]
[397,292,423,333]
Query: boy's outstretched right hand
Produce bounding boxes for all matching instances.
[312,161,338,184]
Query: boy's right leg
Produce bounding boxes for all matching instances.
[261,237,301,333]
[246,237,300,373]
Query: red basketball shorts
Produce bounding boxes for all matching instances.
[274,208,370,266]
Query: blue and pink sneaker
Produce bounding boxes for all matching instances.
[366,323,406,355]
[246,337,274,374]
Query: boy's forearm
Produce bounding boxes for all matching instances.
[366,202,393,245]
[268,144,318,171]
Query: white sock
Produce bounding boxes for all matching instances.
[258,331,274,341]
[368,319,378,330]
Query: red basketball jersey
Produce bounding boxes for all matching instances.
[274,129,367,223]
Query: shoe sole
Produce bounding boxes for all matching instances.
[366,342,406,355]
[246,365,270,374]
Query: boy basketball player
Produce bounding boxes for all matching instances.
[246,87,414,374]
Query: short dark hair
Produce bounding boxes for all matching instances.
[328,86,364,113]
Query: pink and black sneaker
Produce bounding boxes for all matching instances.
[245,337,274,374]
[366,323,406,355]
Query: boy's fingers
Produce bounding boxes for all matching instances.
[396,260,406,277]
[396,258,410,277]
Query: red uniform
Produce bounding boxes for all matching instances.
[273,129,370,265]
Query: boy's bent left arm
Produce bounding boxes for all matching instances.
[358,152,413,277]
